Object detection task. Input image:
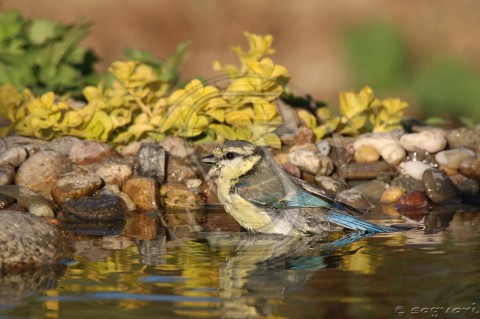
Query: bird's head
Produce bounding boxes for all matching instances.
[201,140,262,180]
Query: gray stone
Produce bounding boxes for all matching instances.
[337,161,394,180]
[0,164,15,185]
[391,176,425,193]
[0,185,56,217]
[336,189,373,212]
[0,146,28,167]
[446,128,480,151]
[459,157,480,180]
[288,148,333,175]
[47,136,81,156]
[352,180,387,201]
[166,158,198,184]
[15,150,71,200]
[422,169,461,204]
[160,136,193,159]
[134,143,166,183]
[0,210,67,271]
[0,138,6,153]
[68,140,118,166]
[0,192,15,209]
[61,194,128,221]
[95,161,133,187]
[314,175,348,196]
[457,179,479,195]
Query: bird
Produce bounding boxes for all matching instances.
[201,140,397,236]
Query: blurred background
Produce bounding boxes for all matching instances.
[2,0,480,123]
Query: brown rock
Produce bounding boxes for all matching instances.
[354,145,380,163]
[68,140,118,165]
[396,191,430,212]
[336,189,373,212]
[166,158,198,184]
[459,157,480,180]
[61,194,127,221]
[337,161,394,180]
[51,169,103,206]
[15,150,70,200]
[122,177,159,211]
[0,164,15,185]
[160,183,204,210]
[124,214,159,240]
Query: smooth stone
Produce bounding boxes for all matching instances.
[0,146,28,167]
[399,129,447,153]
[446,128,480,151]
[124,214,160,241]
[160,183,204,210]
[391,176,425,193]
[0,210,66,271]
[0,185,55,217]
[118,141,144,157]
[95,161,133,187]
[68,140,118,166]
[314,176,348,196]
[166,159,198,184]
[459,157,480,180]
[160,136,193,159]
[288,148,333,175]
[400,161,433,181]
[186,178,202,190]
[353,132,405,165]
[435,148,475,171]
[288,143,318,154]
[282,162,302,178]
[354,145,380,163]
[337,161,394,180]
[457,179,479,195]
[380,186,404,205]
[336,189,373,212]
[351,180,387,201]
[15,150,71,200]
[100,184,137,211]
[316,140,331,156]
[51,169,104,206]
[122,177,159,211]
[0,138,5,153]
[396,190,430,211]
[422,169,460,204]
[199,178,220,205]
[47,136,81,156]
[61,194,127,221]
[0,192,15,208]
[0,164,15,185]
[134,143,166,183]
[4,136,47,148]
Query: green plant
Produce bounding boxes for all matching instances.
[0,10,97,97]
[298,86,408,141]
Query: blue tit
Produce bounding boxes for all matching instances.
[202,140,397,235]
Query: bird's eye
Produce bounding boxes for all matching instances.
[225,152,236,160]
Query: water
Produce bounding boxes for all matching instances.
[1,207,480,319]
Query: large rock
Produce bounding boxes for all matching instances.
[0,185,56,217]
[134,143,166,183]
[0,210,67,271]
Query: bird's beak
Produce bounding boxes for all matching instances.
[201,154,216,164]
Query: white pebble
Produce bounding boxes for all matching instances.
[354,132,405,165]
[401,161,432,180]
[380,143,406,166]
[435,148,475,170]
[316,140,331,156]
[400,129,447,153]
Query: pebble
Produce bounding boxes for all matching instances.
[15,150,71,200]
[457,179,479,195]
[391,176,425,193]
[61,194,128,221]
[68,140,118,165]
[288,148,333,175]
[422,169,461,204]
[282,162,302,178]
[396,190,430,212]
[0,138,5,153]
[316,140,331,156]
[122,177,159,211]
[0,164,15,185]
[399,129,447,153]
[400,160,433,181]
[459,157,480,180]
[186,178,202,190]
[160,136,192,159]
[95,161,133,187]
[166,159,198,184]
[47,136,81,156]
[353,132,405,165]
[199,178,220,205]
[0,185,55,217]
[0,146,28,167]
[446,128,480,151]
[380,186,404,205]
[337,161,394,180]
[314,175,348,196]
[289,143,318,154]
[352,180,386,201]
[354,145,380,163]
[0,210,66,271]
[118,141,144,157]
[435,148,475,171]
[160,183,204,210]
[336,189,373,212]
[134,143,166,183]
[51,169,103,205]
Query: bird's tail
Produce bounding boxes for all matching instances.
[324,211,398,234]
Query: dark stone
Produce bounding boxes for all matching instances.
[422,169,461,204]
[61,194,128,221]
[459,157,480,180]
[134,143,166,183]
[336,189,373,212]
[0,192,15,209]
[391,176,425,193]
[314,175,348,196]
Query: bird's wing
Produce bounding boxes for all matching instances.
[284,175,366,216]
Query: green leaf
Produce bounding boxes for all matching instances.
[28,19,61,45]
[0,11,23,42]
